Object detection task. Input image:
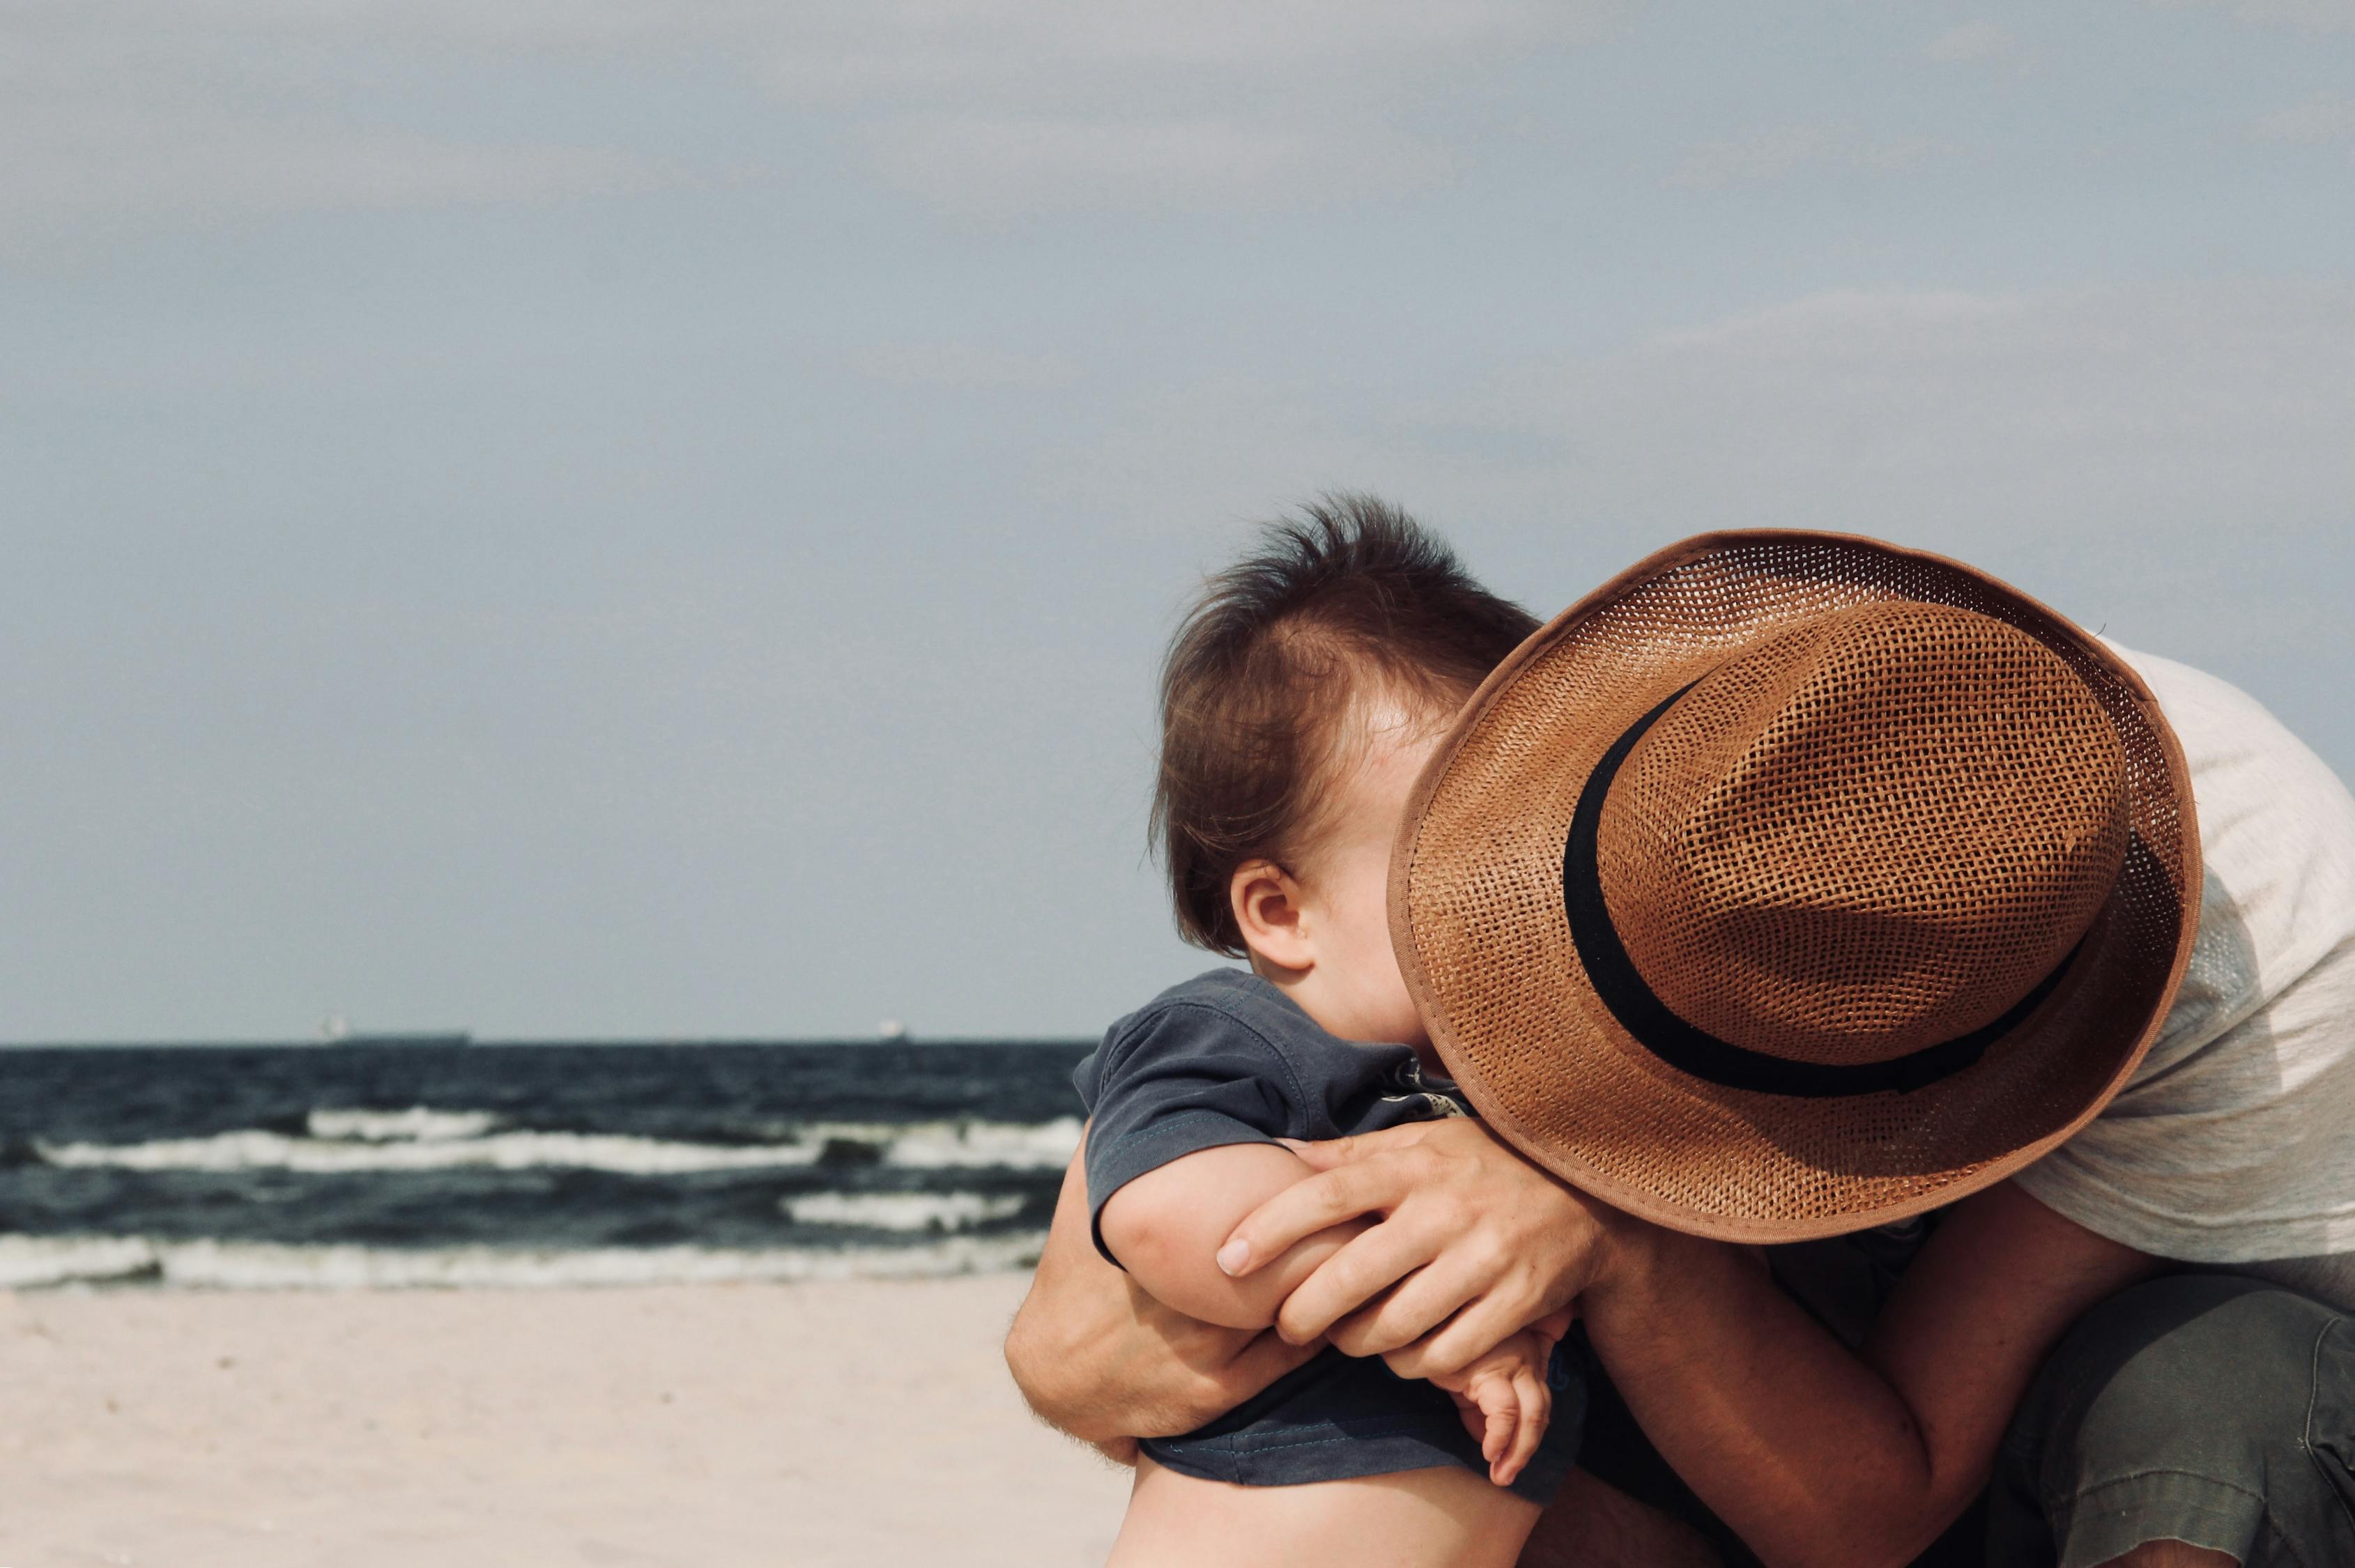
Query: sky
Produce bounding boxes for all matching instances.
[3,0,2352,1042]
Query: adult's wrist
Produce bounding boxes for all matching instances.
[1579,1205,1703,1332]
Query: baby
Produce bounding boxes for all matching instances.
[1071,498,1585,1568]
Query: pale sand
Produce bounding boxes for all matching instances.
[0,1275,1130,1568]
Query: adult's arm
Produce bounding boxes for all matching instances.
[1220,1119,2158,1568]
[1002,1132,1322,1452]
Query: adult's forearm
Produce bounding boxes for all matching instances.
[1577,1183,2158,1568]
[1581,1228,1942,1568]
[1006,1141,1135,1440]
[1005,1135,1321,1445]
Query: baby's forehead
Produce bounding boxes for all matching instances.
[1323,665,1457,752]
[1291,675,1455,847]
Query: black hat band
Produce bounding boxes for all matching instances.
[1560,684,2077,1098]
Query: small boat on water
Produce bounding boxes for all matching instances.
[317,1015,472,1047]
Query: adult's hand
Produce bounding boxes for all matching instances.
[1004,1135,1323,1453]
[1218,1118,1636,1377]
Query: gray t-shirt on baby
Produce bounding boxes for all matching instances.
[2014,643,2355,1309]
[1073,969,1466,1265]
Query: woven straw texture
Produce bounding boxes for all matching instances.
[1392,533,2198,1240]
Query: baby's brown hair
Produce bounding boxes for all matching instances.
[1153,495,1539,955]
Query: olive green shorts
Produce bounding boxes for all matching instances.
[1987,1272,2355,1568]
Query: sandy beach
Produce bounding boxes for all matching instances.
[0,1275,1128,1567]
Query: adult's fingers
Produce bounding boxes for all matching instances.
[1220,1158,1418,1278]
[1268,1218,1439,1344]
[1376,1287,1542,1382]
[1281,1122,1434,1172]
[1321,1250,1493,1358]
[1420,1286,1545,1377]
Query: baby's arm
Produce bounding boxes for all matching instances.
[1098,1142,1372,1330]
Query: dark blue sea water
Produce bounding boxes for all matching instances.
[0,1041,1089,1288]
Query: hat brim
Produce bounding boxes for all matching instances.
[1390,532,2200,1243]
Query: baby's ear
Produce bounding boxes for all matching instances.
[1231,859,1314,976]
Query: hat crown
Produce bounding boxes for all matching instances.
[1594,601,2131,1069]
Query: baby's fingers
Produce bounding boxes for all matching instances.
[1493,1368,1550,1487]
[1464,1374,1519,1471]
[1480,1394,1515,1468]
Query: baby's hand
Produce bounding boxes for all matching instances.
[1420,1309,1572,1488]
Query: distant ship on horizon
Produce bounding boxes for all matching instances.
[316,1015,473,1048]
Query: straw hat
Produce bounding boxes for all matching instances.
[1390,532,2200,1241]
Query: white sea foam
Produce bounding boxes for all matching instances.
[882,1117,1082,1169]
[0,1233,1048,1291]
[306,1107,503,1143]
[35,1128,822,1175]
[783,1191,1027,1231]
[0,1235,161,1289]
[32,1114,1082,1177]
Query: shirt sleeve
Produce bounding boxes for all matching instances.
[1080,1002,1299,1266]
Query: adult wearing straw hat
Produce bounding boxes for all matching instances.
[1010,530,2355,1568]
[1381,535,2199,1247]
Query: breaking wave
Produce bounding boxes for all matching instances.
[0,1232,1048,1291]
[305,1107,502,1143]
[781,1191,1028,1231]
[32,1111,1082,1177]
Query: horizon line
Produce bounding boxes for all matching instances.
[0,1033,1098,1051]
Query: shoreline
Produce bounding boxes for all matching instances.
[0,1233,1051,1292]
[0,1273,1127,1567]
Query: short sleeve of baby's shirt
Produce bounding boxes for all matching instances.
[1071,975,1310,1264]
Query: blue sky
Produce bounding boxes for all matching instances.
[4,0,2352,1040]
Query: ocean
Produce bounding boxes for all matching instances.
[0,1040,1090,1289]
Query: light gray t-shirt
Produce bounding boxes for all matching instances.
[2012,643,2355,1309]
